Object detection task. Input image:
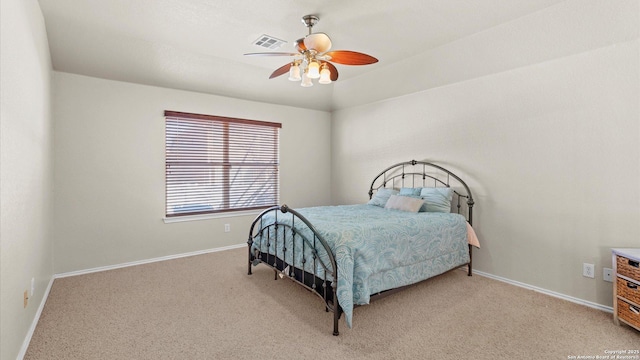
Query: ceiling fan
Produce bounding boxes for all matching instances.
[244,15,378,86]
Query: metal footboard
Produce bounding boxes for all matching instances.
[247,205,341,335]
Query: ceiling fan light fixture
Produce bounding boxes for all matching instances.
[301,70,313,87]
[288,62,301,81]
[307,60,320,79]
[244,14,378,87]
[318,64,331,84]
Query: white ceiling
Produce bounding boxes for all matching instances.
[38,0,565,111]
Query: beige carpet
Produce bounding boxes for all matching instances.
[25,247,638,360]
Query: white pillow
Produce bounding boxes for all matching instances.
[384,195,424,213]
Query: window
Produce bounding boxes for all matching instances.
[165,111,281,217]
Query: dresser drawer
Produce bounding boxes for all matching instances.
[617,298,640,329]
[616,277,640,305]
[616,255,640,280]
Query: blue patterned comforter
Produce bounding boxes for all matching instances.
[251,204,469,328]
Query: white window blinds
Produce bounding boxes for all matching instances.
[165,111,281,217]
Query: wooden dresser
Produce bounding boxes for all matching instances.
[612,248,640,332]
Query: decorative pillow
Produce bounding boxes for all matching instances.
[397,194,429,212]
[420,187,453,213]
[367,188,399,207]
[399,187,422,196]
[384,195,424,213]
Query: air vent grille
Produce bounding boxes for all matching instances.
[253,34,287,50]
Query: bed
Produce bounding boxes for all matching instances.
[247,160,478,335]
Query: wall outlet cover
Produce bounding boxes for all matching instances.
[603,268,613,282]
[583,263,595,278]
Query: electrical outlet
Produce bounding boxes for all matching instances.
[24,291,28,308]
[31,277,35,297]
[603,268,613,282]
[583,263,595,278]
[224,224,230,232]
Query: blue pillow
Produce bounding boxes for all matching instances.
[420,188,453,213]
[367,188,399,207]
[399,187,422,196]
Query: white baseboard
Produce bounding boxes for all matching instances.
[17,276,55,360]
[472,269,613,313]
[54,243,247,279]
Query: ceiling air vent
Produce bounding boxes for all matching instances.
[252,34,287,50]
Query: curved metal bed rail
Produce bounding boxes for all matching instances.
[247,204,341,335]
[368,160,475,225]
[248,160,476,335]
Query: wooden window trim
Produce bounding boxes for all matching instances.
[164,111,282,129]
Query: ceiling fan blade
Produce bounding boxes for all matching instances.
[324,51,378,65]
[269,63,292,79]
[244,52,298,57]
[295,38,307,52]
[324,62,339,81]
[304,33,332,53]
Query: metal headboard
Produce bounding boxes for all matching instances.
[368,160,475,225]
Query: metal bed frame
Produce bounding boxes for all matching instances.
[247,160,475,335]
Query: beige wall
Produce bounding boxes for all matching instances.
[331,0,639,308]
[0,0,54,359]
[5,1,638,356]
[52,72,332,274]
